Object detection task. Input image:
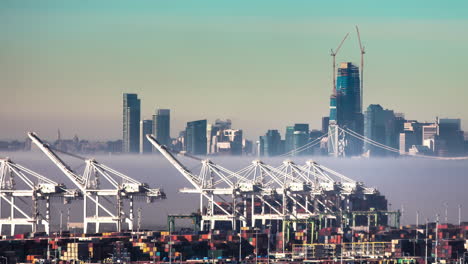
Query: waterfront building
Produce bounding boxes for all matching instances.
[122,93,141,153]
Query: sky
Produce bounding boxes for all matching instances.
[1,0,467,141]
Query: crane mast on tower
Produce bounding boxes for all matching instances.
[331,32,349,96]
[356,25,365,112]
[28,132,166,233]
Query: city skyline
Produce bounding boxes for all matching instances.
[1,1,468,141]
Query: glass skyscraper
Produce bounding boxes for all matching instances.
[364,104,401,156]
[153,109,171,147]
[123,93,141,153]
[185,119,207,155]
[259,130,282,157]
[328,62,364,156]
[285,126,294,153]
[140,119,153,154]
[293,124,309,156]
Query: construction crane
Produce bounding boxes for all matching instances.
[331,32,349,95]
[356,25,365,112]
[28,132,166,233]
[0,158,79,235]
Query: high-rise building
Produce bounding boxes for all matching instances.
[399,121,430,154]
[207,119,232,154]
[123,93,141,153]
[437,118,464,156]
[321,117,329,134]
[140,119,153,154]
[328,62,364,156]
[293,124,309,156]
[285,126,294,153]
[364,104,403,156]
[259,130,282,157]
[307,129,325,155]
[212,129,243,155]
[185,120,207,155]
[152,109,171,147]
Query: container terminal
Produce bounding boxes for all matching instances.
[0,133,466,264]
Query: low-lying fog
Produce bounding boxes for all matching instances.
[1,150,467,232]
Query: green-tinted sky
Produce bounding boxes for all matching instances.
[1,0,467,140]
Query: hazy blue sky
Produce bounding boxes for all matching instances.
[1,0,467,140]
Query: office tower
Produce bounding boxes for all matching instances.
[321,117,329,134]
[309,129,325,155]
[259,130,282,157]
[185,120,207,155]
[328,62,364,156]
[437,118,464,156]
[123,93,141,153]
[421,123,438,152]
[152,109,171,147]
[364,104,402,156]
[140,119,153,154]
[293,124,309,156]
[285,126,294,153]
[399,121,430,154]
[207,119,232,154]
[212,129,243,155]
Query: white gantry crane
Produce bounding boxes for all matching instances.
[0,158,79,235]
[28,132,166,233]
[147,134,385,233]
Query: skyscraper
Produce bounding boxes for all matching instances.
[364,104,402,156]
[285,126,294,153]
[185,120,207,155]
[152,109,171,147]
[123,93,141,153]
[207,119,232,154]
[436,118,464,156]
[328,62,364,156]
[259,130,282,157]
[140,119,153,154]
[293,124,309,156]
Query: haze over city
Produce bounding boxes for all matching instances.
[2,2,468,264]
[1,0,468,141]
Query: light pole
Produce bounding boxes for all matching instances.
[60,210,63,236]
[169,220,172,264]
[239,229,242,263]
[458,205,462,226]
[425,218,428,264]
[444,202,448,224]
[266,224,271,264]
[435,214,440,263]
[253,227,260,264]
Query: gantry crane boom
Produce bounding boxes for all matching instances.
[0,158,79,235]
[331,32,349,95]
[146,134,201,189]
[29,132,165,233]
[356,25,365,112]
